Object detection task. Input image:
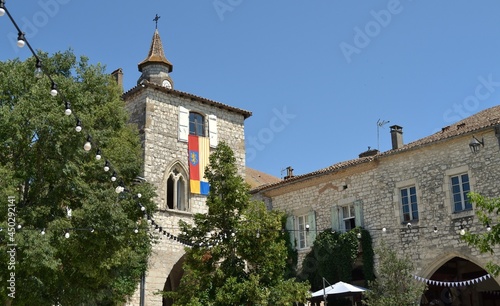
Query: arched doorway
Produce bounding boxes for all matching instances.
[422,257,500,306]
[162,255,185,306]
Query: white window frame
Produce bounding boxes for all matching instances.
[444,166,473,215]
[331,198,363,233]
[297,214,308,249]
[400,185,419,222]
[340,204,356,232]
[450,173,471,212]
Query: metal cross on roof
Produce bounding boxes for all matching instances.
[153,14,161,29]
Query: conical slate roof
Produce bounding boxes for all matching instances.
[138,29,173,73]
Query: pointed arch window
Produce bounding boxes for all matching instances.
[166,168,188,211]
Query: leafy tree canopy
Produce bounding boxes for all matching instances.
[362,241,426,306]
[0,51,156,305]
[170,142,310,305]
[462,192,500,276]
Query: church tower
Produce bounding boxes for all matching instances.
[137,21,174,89]
[123,17,251,306]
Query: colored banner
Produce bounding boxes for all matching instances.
[188,135,210,195]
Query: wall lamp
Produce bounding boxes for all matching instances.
[469,135,484,153]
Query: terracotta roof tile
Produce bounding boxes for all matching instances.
[138,29,173,72]
[379,104,500,157]
[122,81,252,119]
[251,104,500,193]
[245,167,281,189]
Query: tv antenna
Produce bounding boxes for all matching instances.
[377,119,390,150]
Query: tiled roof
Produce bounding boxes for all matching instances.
[250,156,376,193]
[138,29,173,72]
[245,167,281,189]
[252,104,500,193]
[380,104,500,157]
[122,81,252,119]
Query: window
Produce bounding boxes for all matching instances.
[166,168,187,211]
[451,173,471,212]
[331,200,363,232]
[286,210,316,250]
[400,186,418,221]
[178,106,217,146]
[341,204,356,232]
[189,112,205,136]
[297,215,308,249]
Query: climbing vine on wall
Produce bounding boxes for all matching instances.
[299,228,374,291]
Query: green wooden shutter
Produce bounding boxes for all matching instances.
[354,200,364,228]
[307,210,317,247]
[331,206,340,232]
[286,215,295,249]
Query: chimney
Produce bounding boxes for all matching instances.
[284,166,294,180]
[390,125,403,150]
[111,68,124,92]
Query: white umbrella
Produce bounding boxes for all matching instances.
[311,281,367,298]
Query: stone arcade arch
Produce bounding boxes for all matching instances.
[419,253,500,306]
[162,255,185,306]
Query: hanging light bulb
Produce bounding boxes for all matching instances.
[382,227,387,232]
[486,223,492,232]
[17,224,21,229]
[111,171,117,182]
[140,205,146,211]
[95,149,102,160]
[50,82,58,96]
[34,60,43,78]
[41,229,46,235]
[459,225,466,236]
[65,231,70,239]
[83,135,92,151]
[134,228,139,234]
[115,185,124,193]
[137,193,142,198]
[433,226,438,233]
[75,119,82,132]
[64,101,72,116]
[17,32,25,48]
[104,160,110,172]
[0,0,5,16]
[256,229,260,238]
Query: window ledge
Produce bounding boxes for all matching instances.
[157,209,194,217]
[297,248,311,254]
[451,209,474,219]
[401,219,420,225]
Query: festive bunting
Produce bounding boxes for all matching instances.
[412,273,492,287]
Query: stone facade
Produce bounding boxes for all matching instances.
[253,106,500,304]
[123,84,249,305]
[122,27,250,304]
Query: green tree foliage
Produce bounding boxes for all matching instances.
[362,242,426,306]
[300,228,374,291]
[0,51,157,305]
[170,142,310,305]
[462,192,500,276]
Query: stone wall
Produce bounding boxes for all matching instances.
[125,86,247,305]
[259,129,500,285]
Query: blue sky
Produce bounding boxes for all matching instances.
[2,1,500,178]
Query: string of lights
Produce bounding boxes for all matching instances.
[0,1,191,247]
